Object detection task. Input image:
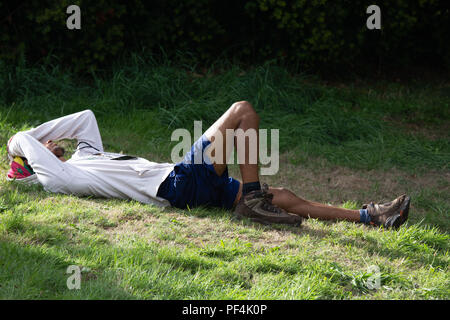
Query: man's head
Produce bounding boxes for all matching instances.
[44,140,65,158]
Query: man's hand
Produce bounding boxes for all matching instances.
[43,140,66,162]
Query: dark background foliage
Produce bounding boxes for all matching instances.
[0,0,449,75]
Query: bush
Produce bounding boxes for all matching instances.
[0,0,448,73]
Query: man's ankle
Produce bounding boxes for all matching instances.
[242,181,261,196]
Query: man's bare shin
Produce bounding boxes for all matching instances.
[269,187,360,222]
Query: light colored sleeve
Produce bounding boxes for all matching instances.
[21,109,104,152]
[7,132,72,191]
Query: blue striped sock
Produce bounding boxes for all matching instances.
[359,209,371,224]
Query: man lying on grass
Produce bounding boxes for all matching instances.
[6,102,410,229]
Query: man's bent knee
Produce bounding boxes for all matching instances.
[232,101,259,122]
[232,101,255,114]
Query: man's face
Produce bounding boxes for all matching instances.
[44,140,65,157]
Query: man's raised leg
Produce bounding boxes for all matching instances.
[203,101,410,228]
[203,101,303,225]
[204,101,259,183]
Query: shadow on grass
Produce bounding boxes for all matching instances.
[0,231,223,299]
[2,181,447,290]
[93,196,448,272]
[208,210,449,270]
[335,230,448,269]
[0,238,136,299]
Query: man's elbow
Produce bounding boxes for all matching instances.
[77,109,98,123]
[6,132,28,159]
[81,109,95,117]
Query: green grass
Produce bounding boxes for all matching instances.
[1,56,449,171]
[0,56,449,299]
